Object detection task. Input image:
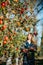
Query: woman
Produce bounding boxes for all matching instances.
[21,33,37,65]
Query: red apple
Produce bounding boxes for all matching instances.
[0,19,3,24]
[4,36,8,41]
[2,25,7,30]
[20,8,24,14]
[1,2,6,7]
[3,40,7,44]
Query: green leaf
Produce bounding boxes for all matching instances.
[10,0,12,3]
[0,8,2,13]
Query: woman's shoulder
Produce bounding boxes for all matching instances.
[25,41,30,45]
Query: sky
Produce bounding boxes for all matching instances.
[35,0,43,46]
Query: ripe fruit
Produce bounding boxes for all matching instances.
[3,41,7,44]
[1,25,7,30]
[34,31,37,36]
[20,8,24,14]
[5,1,9,5]
[17,22,21,26]
[1,2,6,7]
[16,47,18,51]
[25,27,30,31]
[4,36,8,41]
[0,19,3,24]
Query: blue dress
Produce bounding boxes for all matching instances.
[22,41,37,65]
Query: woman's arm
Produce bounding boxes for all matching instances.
[29,44,37,52]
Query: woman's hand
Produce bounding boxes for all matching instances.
[29,47,36,51]
[30,47,34,50]
[23,49,28,53]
